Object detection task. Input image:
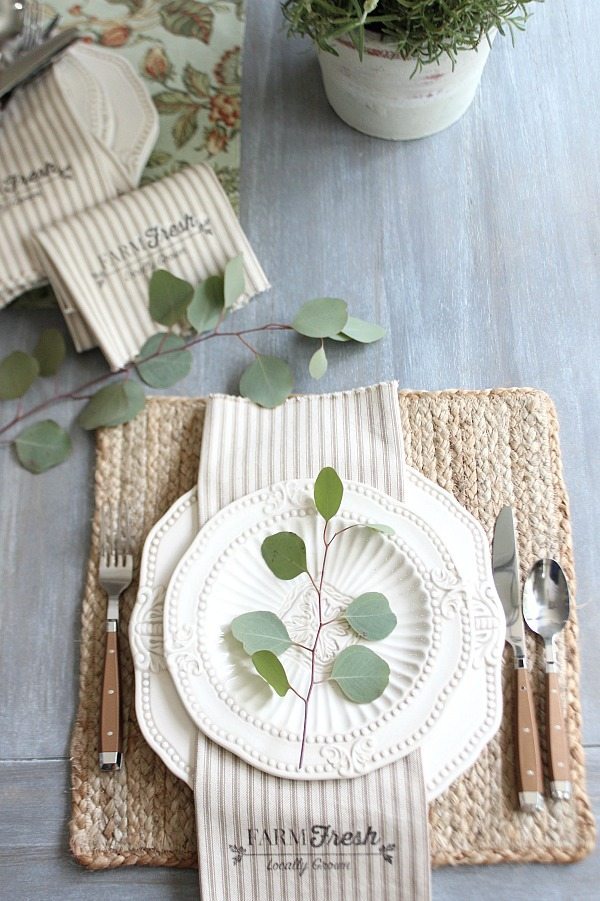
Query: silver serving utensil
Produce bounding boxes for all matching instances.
[0,2,49,60]
[98,508,133,772]
[0,27,78,101]
[523,559,572,800]
[492,506,544,812]
[0,1,25,47]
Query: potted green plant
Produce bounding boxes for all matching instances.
[282,1,541,140]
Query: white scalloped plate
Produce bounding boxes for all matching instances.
[131,468,504,796]
[164,480,447,778]
[55,43,158,189]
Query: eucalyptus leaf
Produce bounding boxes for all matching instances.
[314,466,343,521]
[0,351,39,400]
[308,345,327,380]
[330,646,390,703]
[328,333,351,342]
[14,420,72,473]
[231,611,292,656]
[344,592,397,640]
[367,523,395,536]
[224,253,245,309]
[187,275,225,333]
[252,650,290,696]
[261,532,308,580]
[239,355,293,409]
[148,269,193,326]
[292,298,348,338]
[135,334,192,388]
[78,381,145,430]
[33,329,66,376]
[342,316,386,344]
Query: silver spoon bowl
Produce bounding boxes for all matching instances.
[523,558,571,800]
[523,559,570,666]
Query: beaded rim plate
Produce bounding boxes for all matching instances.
[130,468,504,794]
[55,43,159,187]
[164,479,447,778]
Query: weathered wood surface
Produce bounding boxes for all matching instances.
[0,0,597,896]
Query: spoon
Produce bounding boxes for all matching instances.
[523,559,571,800]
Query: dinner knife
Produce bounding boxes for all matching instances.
[492,506,544,812]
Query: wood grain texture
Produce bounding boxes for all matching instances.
[99,629,121,764]
[0,0,598,895]
[515,667,544,802]
[546,670,572,793]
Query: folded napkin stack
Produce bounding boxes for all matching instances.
[34,164,270,367]
[0,42,158,309]
[1,43,268,369]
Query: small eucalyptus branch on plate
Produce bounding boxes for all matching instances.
[0,256,386,473]
[230,466,397,770]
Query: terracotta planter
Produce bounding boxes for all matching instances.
[317,30,496,140]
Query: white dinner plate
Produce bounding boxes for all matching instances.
[131,468,504,794]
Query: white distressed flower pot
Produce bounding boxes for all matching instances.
[318,31,495,140]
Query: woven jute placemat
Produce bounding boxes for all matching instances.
[70,388,596,869]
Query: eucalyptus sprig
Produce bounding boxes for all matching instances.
[230,466,397,769]
[282,0,541,66]
[0,258,386,473]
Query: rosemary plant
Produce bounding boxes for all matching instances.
[282,1,542,65]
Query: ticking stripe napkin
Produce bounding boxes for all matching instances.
[193,383,431,901]
[34,164,270,368]
[0,51,133,310]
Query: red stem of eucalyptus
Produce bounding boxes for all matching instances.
[296,519,352,769]
[0,323,293,441]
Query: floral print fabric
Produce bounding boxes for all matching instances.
[49,0,244,207]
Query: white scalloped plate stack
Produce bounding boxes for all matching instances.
[131,468,504,796]
[55,42,158,191]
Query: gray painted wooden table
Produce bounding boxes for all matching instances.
[0,1,598,897]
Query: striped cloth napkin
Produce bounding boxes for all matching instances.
[193,383,431,901]
[34,164,270,368]
[0,46,152,309]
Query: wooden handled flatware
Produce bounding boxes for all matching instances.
[492,507,544,813]
[98,511,133,771]
[524,559,571,800]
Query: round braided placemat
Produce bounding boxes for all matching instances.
[70,388,596,869]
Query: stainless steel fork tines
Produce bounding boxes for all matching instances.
[98,505,133,772]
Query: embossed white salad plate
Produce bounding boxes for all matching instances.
[55,43,158,188]
[131,469,504,792]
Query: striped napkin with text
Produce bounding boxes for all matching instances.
[0,52,140,309]
[193,383,431,901]
[34,164,270,368]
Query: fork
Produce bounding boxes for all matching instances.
[98,512,133,771]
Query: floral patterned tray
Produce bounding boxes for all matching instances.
[52,0,243,204]
[12,1,242,310]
